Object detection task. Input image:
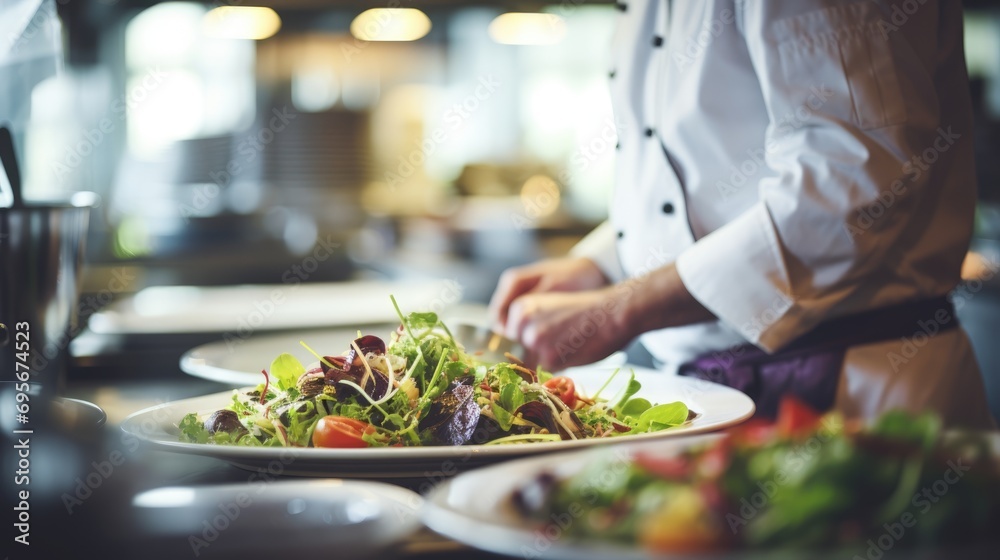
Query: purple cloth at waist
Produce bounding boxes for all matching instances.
[678,344,845,419]
[678,295,958,419]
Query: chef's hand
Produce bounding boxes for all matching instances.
[498,263,717,371]
[488,257,609,331]
[504,288,629,371]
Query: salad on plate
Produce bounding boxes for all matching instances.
[513,399,1000,553]
[178,298,695,448]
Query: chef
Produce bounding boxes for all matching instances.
[489,0,996,428]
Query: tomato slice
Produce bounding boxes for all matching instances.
[311,416,376,448]
[776,396,822,438]
[543,376,577,408]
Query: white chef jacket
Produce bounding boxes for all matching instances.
[572,0,996,428]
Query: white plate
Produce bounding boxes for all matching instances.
[423,435,1000,560]
[133,479,421,556]
[121,366,754,477]
[180,322,625,386]
[423,437,716,560]
[88,280,458,335]
[180,326,396,386]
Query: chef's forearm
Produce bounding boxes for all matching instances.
[613,263,717,339]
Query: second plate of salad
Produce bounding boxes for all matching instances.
[423,405,1000,559]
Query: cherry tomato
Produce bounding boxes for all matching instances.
[543,376,577,407]
[727,419,776,447]
[312,416,376,448]
[776,396,822,438]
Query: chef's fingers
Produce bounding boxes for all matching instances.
[503,295,534,346]
[521,321,539,352]
[519,349,540,371]
[489,268,541,330]
[519,322,541,370]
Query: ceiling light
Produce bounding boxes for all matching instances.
[489,13,566,46]
[350,8,432,42]
[203,6,281,41]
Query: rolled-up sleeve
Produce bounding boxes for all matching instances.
[676,0,953,352]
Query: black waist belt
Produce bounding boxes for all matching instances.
[779,294,958,354]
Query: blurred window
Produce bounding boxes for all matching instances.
[124,1,256,157]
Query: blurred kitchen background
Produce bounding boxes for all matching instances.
[4,0,1000,419]
[22,0,616,288]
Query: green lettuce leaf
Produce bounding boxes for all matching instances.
[284,401,319,446]
[619,397,652,419]
[611,372,642,415]
[269,353,305,392]
[492,401,516,431]
[229,391,257,417]
[407,311,439,330]
[179,413,210,443]
[636,401,689,432]
[499,381,525,412]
